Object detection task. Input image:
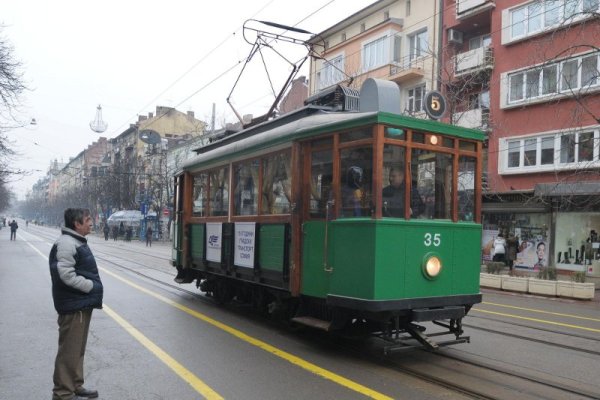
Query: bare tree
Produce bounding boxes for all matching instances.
[0,27,27,211]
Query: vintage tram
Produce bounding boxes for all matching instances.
[171,79,484,351]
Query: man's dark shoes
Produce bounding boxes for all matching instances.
[74,387,98,398]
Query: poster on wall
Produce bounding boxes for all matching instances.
[481,229,498,262]
[514,227,549,271]
[234,222,256,268]
[206,223,222,263]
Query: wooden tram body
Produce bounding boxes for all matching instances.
[172,79,484,350]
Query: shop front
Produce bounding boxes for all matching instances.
[482,198,551,271]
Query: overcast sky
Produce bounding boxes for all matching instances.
[3,0,369,199]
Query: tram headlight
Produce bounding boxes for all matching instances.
[423,254,442,279]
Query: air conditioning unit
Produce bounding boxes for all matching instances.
[448,29,463,44]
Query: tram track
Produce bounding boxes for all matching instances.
[464,318,600,357]
[24,227,600,399]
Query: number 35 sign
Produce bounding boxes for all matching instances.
[424,90,447,120]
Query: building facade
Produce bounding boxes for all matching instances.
[308,0,441,116]
[443,0,600,271]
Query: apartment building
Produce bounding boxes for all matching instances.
[443,0,600,270]
[308,0,441,116]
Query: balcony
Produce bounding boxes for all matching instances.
[387,55,426,83]
[456,0,495,19]
[452,108,489,130]
[453,47,493,77]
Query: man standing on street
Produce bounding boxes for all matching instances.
[9,219,18,240]
[49,208,103,400]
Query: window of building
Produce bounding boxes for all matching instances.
[561,59,579,91]
[318,55,344,89]
[507,52,600,105]
[541,65,558,94]
[560,134,575,163]
[508,140,520,167]
[407,84,426,113]
[541,137,555,164]
[509,73,524,102]
[360,23,366,32]
[578,131,594,162]
[363,36,389,71]
[524,138,537,166]
[504,130,600,172]
[509,0,600,41]
[582,54,599,87]
[341,32,346,42]
[409,29,428,60]
[384,10,390,20]
[469,34,491,50]
[406,0,411,16]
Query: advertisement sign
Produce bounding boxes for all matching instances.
[206,223,222,262]
[234,222,256,268]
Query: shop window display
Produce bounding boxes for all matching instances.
[554,212,600,272]
[482,213,550,270]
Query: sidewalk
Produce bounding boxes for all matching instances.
[480,264,600,303]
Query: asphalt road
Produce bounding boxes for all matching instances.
[2,222,599,399]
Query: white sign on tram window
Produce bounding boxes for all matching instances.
[206,223,222,262]
[234,222,256,268]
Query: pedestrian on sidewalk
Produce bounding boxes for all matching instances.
[9,219,18,240]
[146,225,153,247]
[505,232,519,272]
[49,208,103,400]
[102,224,109,241]
[492,231,506,264]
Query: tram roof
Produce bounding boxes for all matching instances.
[181,106,484,172]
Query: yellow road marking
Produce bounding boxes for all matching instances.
[25,234,223,400]
[472,308,600,333]
[103,305,224,400]
[100,267,394,400]
[482,301,600,323]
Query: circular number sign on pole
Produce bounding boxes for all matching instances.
[424,90,447,120]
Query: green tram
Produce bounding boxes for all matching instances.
[172,79,484,351]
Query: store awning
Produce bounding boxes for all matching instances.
[534,182,600,197]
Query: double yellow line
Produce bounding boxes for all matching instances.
[473,301,600,333]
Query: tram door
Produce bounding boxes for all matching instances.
[300,140,334,298]
[172,174,184,266]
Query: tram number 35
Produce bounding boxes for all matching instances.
[424,233,441,247]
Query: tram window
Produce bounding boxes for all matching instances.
[209,167,229,217]
[382,144,407,218]
[310,136,333,148]
[310,149,333,218]
[458,156,476,221]
[412,131,425,144]
[262,152,291,215]
[459,140,476,151]
[339,128,372,143]
[442,137,454,148]
[384,126,406,140]
[192,173,208,216]
[340,147,373,217]
[411,149,453,220]
[233,160,259,216]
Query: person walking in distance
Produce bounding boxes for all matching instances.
[146,225,153,247]
[49,208,103,400]
[102,224,109,241]
[9,219,18,240]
